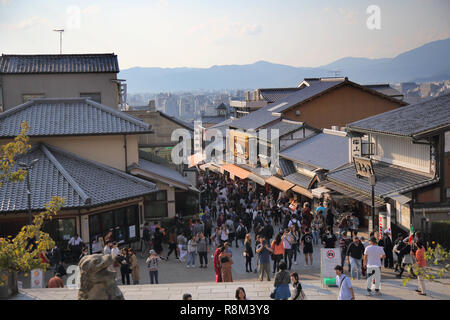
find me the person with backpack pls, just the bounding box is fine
[301,227,314,267]
[236,220,248,248]
[322,226,337,249]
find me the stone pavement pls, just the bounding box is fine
[11,277,450,300]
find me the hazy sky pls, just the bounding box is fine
[1,0,449,69]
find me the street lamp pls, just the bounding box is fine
[353,156,377,233]
[369,174,376,234]
[18,159,39,225]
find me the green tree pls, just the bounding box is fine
[402,243,450,287]
[0,122,65,285]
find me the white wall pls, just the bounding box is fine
[372,134,431,173]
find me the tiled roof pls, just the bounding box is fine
[0,144,157,213]
[0,54,119,74]
[0,98,152,137]
[280,132,349,170]
[262,119,305,140]
[129,158,192,189]
[158,111,194,131]
[284,172,314,189]
[326,161,438,199]
[229,80,343,130]
[364,84,403,99]
[279,158,296,176]
[259,88,302,103]
[348,92,450,138]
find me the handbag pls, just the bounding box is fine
[269,288,276,299]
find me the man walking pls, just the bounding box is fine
[335,265,355,300]
[363,237,386,296]
[256,236,272,281]
[301,227,314,267]
[346,237,365,280]
[382,230,394,268]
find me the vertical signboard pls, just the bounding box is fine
[31,269,43,289]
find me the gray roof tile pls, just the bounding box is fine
[280,132,350,170]
[131,158,192,188]
[284,172,314,189]
[229,80,343,130]
[0,54,119,74]
[326,161,437,198]
[259,88,302,103]
[0,98,152,137]
[348,92,450,137]
[0,144,156,213]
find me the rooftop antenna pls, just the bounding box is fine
[53,29,64,54]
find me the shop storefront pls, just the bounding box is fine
[88,204,140,252]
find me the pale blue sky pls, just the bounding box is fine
[0,0,449,69]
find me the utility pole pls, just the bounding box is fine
[18,159,39,225]
[53,29,64,54]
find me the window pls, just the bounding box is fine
[80,92,101,103]
[89,205,139,248]
[22,94,45,103]
[42,218,76,248]
[144,191,168,219]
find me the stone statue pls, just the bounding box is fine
[78,254,124,300]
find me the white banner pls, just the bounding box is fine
[320,248,341,280]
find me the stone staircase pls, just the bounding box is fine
[10,278,450,300]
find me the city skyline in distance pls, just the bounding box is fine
[0,0,449,69]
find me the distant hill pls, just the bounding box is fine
[120,38,450,93]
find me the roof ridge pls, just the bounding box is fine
[44,144,157,190]
[40,144,92,205]
[86,99,151,129]
[0,99,35,120]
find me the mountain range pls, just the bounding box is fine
[120,38,450,93]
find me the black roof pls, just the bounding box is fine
[0,54,119,74]
[348,92,450,138]
[326,161,437,199]
[0,144,156,213]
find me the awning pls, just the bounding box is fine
[265,176,294,192]
[311,187,330,198]
[388,193,412,205]
[199,164,209,171]
[248,173,266,186]
[292,185,313,198]
[221,164,251,179]
[188,186,200,193]
[323,181,385,208]
[188,153,204,168]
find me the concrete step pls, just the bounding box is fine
[11,278,450,300]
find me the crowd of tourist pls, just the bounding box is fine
[43,170,429,299]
